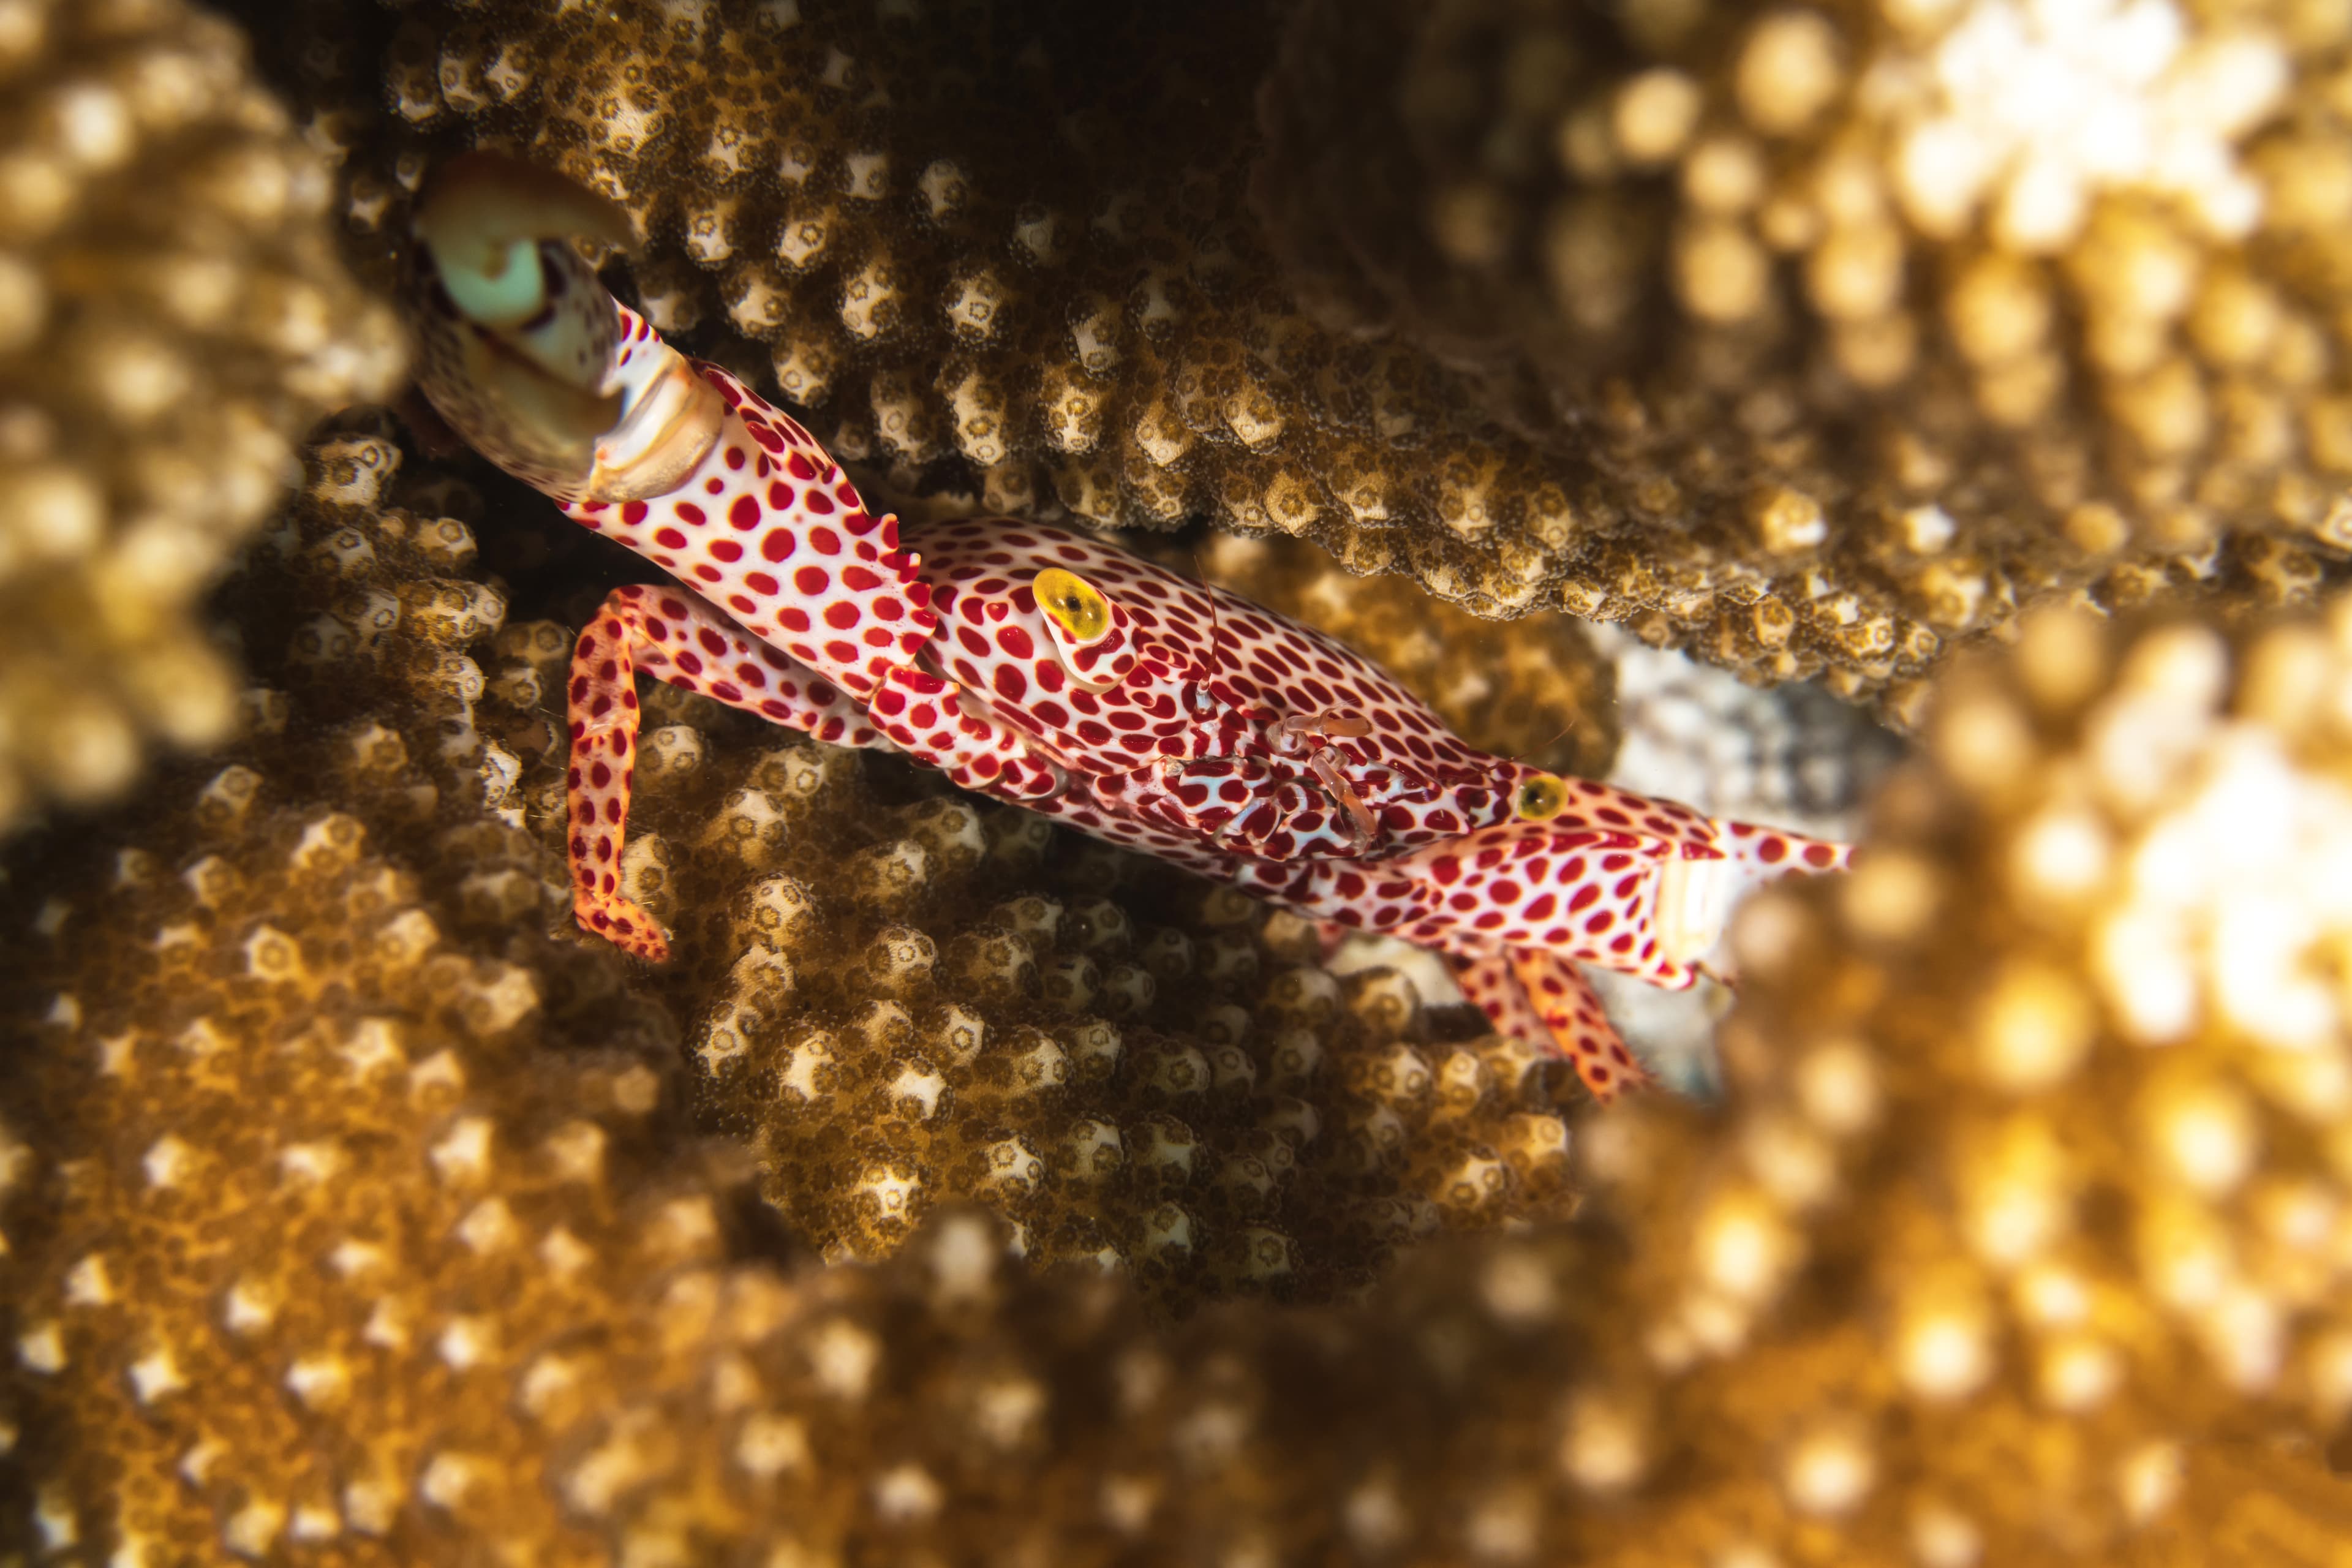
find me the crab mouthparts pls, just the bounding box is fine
[1652,853,1740,972]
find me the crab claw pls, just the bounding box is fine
[415,151,635,334]
[405,151,724,506]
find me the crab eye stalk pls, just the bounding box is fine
[1516,773,1568,821]
[1034,567,1112,644]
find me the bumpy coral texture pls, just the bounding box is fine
[366,434,1589,1291]
[0,0,402,833]
[267,0,2345,709]
[12,526,2352,1558]
[1256,0,2352,712]
[283,0,1408,576]
[0,428,1593,1555]
[1502,602,2352,1560]
[619,692,1583,1300]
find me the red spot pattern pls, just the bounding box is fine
[505,301,1858,1081]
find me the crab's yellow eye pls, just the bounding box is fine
[1515,773,1568,822]
[1034,567,1112,644]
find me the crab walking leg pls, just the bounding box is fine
[565,636,659,961]
[1507,948,1651,1102]
[1167,836,1653,1101]
[1177,815,1848,1101]
[1450,949,1648,1103]
[1446,951,1548,1048]
[565,584,889,959]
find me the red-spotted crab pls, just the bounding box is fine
[402,153,1853,1099]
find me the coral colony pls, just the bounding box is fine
[5,0,2352,1563]
[307,0,2342,709]
[401,149,1850,1098]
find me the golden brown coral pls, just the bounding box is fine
[0,437,725,1560]
[614,710,1582,1303]
[293,0,1596,626]
[266,0,2346,710]
[282,0,1362,557]
[1,395,1585,1420]
[347,438,1585,1300]
[1040,597,2352,1564]
[11,439,2352,1555]
[1255,0,2352,709]
[1512,600,2352,1560]
[0,0,402,834]
[0,417,1580,1554]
